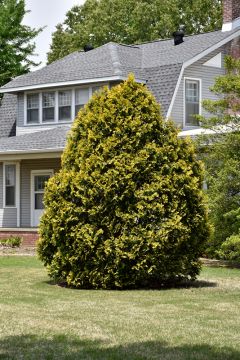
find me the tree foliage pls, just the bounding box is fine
[0,0,41,88]
[47,0,222,64]
[38,76,209,289]
[198,57,240,255]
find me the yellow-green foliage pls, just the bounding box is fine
[38,76,209,289]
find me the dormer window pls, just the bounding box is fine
[24,84,108,126]
[75,88,89,116]
[42,92,55,122]
[59,90,72,121]
[27,93,39,124]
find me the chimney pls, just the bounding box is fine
[222,0,240,31]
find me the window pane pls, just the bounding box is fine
[43,108,54,122]
[27,94,39,109]
[186,103,200,126]
[5,165,15,186]
[5,165,16,206]
[185,80,200,126]
[75,88,89,105]
[27,93,39,124]
[35,193,44,210]
[43,92,55,107]
[75,104,84,116]
[27,109,39,124]
[34,175,50,192]
[6,187,15,206]
[59,91,71,106]
[59,106,71,121]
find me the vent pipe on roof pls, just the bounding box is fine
[84,44,94,52]
[173,25,185,46]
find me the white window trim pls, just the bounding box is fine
[30,169,54,227]
[24,83,109,126]
[183,77,202,128]
[3,162,20,227]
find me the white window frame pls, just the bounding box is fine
[183,77,202,128]
[3,162,20,227]
[30,169,54,227]
[3,162,19,208]
[24,83,108,126]
[42,91,56,124]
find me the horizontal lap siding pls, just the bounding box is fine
[170,46,228,128]
[17,93,24,128]
[20,158,61,227]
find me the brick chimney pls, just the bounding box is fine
[222,0,240,31]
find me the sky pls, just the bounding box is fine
[23,0,85,68]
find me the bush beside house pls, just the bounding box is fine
[37,76,209,289]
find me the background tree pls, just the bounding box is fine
[47,0,222,64]
[38,76,209,289]
[198,56,240,256]
[0,0,41,88]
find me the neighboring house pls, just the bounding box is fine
[0,0,239,244]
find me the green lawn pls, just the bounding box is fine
[0,256,239,360]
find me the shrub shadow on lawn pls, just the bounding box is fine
[0,335,239,360]
[44,278,217,290]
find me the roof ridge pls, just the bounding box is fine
[108,43,122,76]
[135,29,224,46]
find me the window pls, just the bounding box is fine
[25,84,108,125]
[42,92,55,122]
[75,88,89,115]
[59,90,72,121]
[5,164,16,207]
[27,93,39,124]
[185,79,200,126]
[34,175,50,210]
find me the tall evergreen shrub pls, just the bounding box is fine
[38,76,209,289]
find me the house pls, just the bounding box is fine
[0,0,239,245]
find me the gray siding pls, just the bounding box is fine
[20,158,61,227]
[0,162,17,227]
[17,93,24,128]
[170,47,227,128]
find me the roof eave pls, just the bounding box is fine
[0,148,63,161]
[0,75,147,94]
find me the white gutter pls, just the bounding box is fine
[0,76,146,94]
[0,148,63,155]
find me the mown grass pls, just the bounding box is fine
[0,256,239,360]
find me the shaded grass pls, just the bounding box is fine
[0,256,240,360]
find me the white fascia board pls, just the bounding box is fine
[166,29,240,119]
[0,76,146,94]
[178,128,216,137]
[0,149,62,161]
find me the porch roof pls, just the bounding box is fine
[0,126,70,155]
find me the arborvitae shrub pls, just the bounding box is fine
[38,76,209,289]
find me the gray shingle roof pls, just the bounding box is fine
[0,126,70,154]
[0,94,17,138]
[2,28,239,93]
[138,29,240,67]
[1,28,239,118]
[1,43,144,91]
[0,27,239,148]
